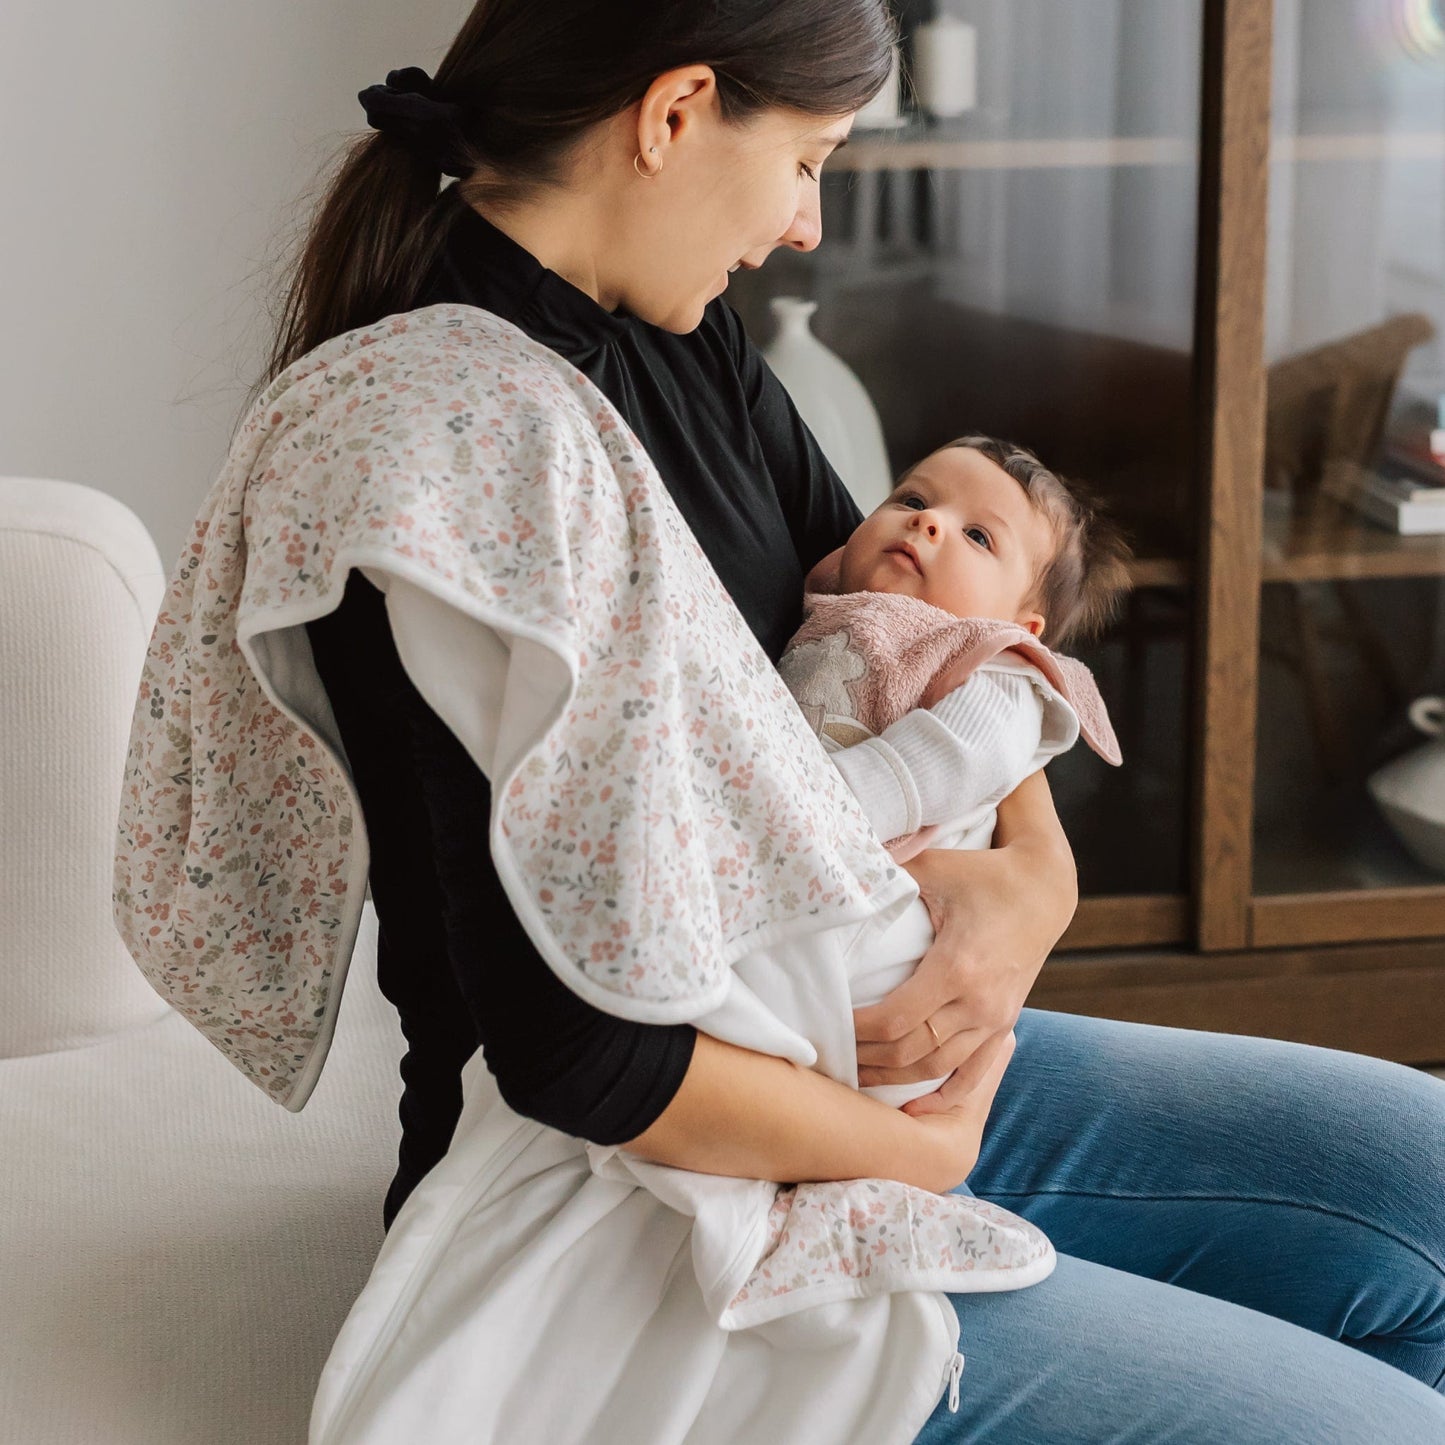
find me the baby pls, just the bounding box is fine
[778,433,1133,1105]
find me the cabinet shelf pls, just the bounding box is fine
[835,129,1442,174]
[1127,554,1192,589]
[1280,132,1445,163]
[834,131,1195,173]
[1261,492,1445,583]
[1122,491,1445,590]
[1253,887,1445,947]
[1091,493,1445,592]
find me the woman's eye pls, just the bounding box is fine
[965,526,992,549]
[799,163,818,182]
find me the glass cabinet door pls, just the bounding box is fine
[730,1,1207,950]
[1251,0,1445,946]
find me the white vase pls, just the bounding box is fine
[1367,695,1445,873]
[762,297,893,515]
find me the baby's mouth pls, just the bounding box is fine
[886,544,923,576]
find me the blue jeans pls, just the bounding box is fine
[912,1008,1445,1443]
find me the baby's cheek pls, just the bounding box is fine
[836,537,870,592]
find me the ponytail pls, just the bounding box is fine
[261,137,457,394]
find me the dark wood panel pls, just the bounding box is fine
[1034,936,1445,1063]
[1192,0,1273,950]
[1252,889,1445,947]
[1061,895,1190,951]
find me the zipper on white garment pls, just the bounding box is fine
[315,1116,543,1445]
[945,1351,966,1412]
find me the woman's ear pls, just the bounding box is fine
[804,546,846,594]
[636,65,716,155]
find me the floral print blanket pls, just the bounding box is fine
[112,302,1053,1327]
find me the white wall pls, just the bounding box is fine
[0,1,469,569]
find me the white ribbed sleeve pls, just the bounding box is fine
[828,663,1080,842]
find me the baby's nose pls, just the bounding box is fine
[912,515,939,538]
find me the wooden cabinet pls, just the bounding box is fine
[730,0,1445,1062]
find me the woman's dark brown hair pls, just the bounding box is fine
[260,0,895,394]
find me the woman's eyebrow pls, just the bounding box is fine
[818,132,850,152]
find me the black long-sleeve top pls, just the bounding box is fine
[304,188,861,1228]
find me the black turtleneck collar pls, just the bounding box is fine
[416,187,639,364]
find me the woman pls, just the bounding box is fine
[272,1,1445,1438]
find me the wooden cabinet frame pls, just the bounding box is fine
[1192,0,1270,953]
[1050,0,1445,1063]
[758,0,1445,1059]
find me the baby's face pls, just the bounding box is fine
[838,446,1053,632]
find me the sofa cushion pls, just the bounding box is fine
[1,903,404,1445]
[0,478,173,1055]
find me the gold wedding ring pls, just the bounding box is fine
[925,1018,942,1049]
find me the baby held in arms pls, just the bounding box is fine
[777,434,1133,1106]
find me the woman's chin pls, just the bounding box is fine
[647,297,711,334]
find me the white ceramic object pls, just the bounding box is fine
[1367,695,1445,873]
[762,296,893,514]
[855,46,907,129]
[913,14,978,119]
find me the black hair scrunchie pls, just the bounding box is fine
[358,66,474,178]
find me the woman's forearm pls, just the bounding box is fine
[993,769,1075,875]
[622,1031,932,1186]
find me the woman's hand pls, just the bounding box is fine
[853,770,1076,1116]
[908,1029,1017,1192]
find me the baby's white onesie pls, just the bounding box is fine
[829,654,1081,1107]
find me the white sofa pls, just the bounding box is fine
[1,478,405,1445]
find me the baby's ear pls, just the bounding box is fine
[804,546,846,594]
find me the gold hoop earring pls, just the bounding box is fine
[633,146,661,179]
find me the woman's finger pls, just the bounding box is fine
[855,995,975,1070]
[899,1028,1016,1116]
[857,1018,990,1085]
[852,933,977,1046]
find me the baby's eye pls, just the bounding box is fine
[799,163,819,182]
[898,494,925,510]
[965,525,992,550]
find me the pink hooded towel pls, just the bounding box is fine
[780,549,1121,859]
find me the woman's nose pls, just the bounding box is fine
[780,187,823,253]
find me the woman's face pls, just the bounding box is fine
[613,71,855,331]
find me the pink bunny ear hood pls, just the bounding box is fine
[791,587,1123,768]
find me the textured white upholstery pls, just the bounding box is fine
[1,479,405,1444]
[0,478,175,1054]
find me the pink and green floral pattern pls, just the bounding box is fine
[113,304,904,1105]
[724,1180,1055,1328]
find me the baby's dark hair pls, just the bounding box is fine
[909,434,1133,649]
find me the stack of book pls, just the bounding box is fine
[1329,438,1445,535]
